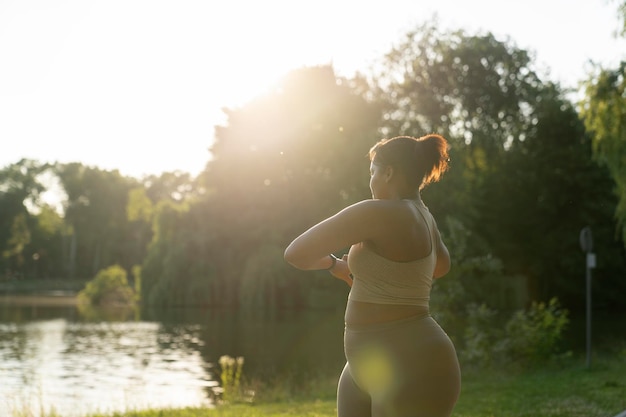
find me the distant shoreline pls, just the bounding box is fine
[0,293,78,307]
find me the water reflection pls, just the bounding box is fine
[0,318,215,416]
[0,301,346,417]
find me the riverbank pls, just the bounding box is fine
[0,293,78,307]
[27,352,624,417]
[0,278,83,307]
[0,278,86,294]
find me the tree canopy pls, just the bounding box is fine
[2,19,626,314]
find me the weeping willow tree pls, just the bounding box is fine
[141,65,380,310]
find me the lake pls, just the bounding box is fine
[0,295,347,417]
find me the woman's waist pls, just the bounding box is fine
[345,299,429,326]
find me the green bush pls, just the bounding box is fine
[502,297,570,365]
[77,264,136,307]
[460,303,506,367]
[430,217,527,345]
[461,298,570,368]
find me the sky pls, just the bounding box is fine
[1,0,624,179]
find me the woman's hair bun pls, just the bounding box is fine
[369,134,449,189]
[415,134,449,188]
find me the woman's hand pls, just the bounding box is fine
[330,254,352,287]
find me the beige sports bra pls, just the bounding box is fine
[347,201,437,307]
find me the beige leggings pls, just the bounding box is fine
[338,314,460,417]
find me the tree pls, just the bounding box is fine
[367,22,626,310]
[581,62,626,240]
[0,159,50,278]
[140,65,380,310]
[201,65,380,308]
[482,84,624,308]
[126,186,154,270]
[142,171,198,203]
[366,21,544,226]
[29,205,64,279]
[615,0,626,36]
[371,22,539,151]
[2,213,30,273]
[141,199,221,309]
[56,163,138,279]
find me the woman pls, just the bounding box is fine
[284,134,460,417]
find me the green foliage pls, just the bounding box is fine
[25,205,65,279]
[616,0,626,36]
[461,298,570,368]
[127,187,153,223]
[239,244,295,311]
[0,159,50,277]
[482,84,623,306]
[141,200,219,309]
[503,297,570,364]
[431,217,527,337]
[142,171,198,204]
[0,159,48,204]
[461,303,506,367]
[581,62,626,238]
[183,65,380,310]
[132,264,142,301]
[370,20,540,158]
[35,205,63,237]
[77,264,136,307]
[56,163,139,278]
[2,213,31,268]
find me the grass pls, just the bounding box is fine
[453,354,626,417]
[38,351,625,417]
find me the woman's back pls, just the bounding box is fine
[360,199,433,262]
[345,199,439,325]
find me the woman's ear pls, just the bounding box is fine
[384,165,394,182]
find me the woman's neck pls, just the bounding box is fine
[397,191,421,201]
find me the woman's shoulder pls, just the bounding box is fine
[344,199,407,213]
[349,198,411,208]
[340,199,414,225]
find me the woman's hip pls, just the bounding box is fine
[343,314,459,388]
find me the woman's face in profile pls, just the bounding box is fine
[369,161,390,199]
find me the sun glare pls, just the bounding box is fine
[0,0,623,178]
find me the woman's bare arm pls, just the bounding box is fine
[284,200,386,270]
[433,227,451,279]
